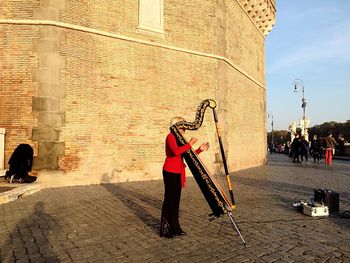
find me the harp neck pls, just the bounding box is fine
[173,99,217,131]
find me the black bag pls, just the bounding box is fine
[314,189,339,213]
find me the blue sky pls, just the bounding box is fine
[265,0,350,131]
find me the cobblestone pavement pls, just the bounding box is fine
[0,155,349,262]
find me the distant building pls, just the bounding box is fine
[0,0,276,186]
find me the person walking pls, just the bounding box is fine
[310,135,321,164]
[324,132,337,165]
[318,136,324,161]
[291,134,301,163]
[300,136,309,164]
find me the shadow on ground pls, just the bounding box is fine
[101,183,162,235]
[0,201,60,262]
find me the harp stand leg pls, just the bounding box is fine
[227,211,248,247]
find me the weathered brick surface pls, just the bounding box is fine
[0,0,40,19]
[0,23,39,164]
[0,155,349,262]
[1,0,271,185]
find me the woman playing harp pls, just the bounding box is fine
[160,116,210,238]
[159,100,247,246]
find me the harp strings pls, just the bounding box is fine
[193,150,233,209]
[173,99,232,209]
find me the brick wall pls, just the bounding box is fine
[0,0,272,185]
[0,22,39,167]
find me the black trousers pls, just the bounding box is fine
[161,170,182,234]
[293,150,300,163]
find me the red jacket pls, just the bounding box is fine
[163,133,202,187]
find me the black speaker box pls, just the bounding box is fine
[314,189,339,213]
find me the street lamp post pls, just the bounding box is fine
[293,78,308,140]
[268,112,274,153]
[269,112,274,144]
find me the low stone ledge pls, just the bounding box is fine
[0,182,46,205]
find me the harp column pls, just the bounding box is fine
[215,0,229,164]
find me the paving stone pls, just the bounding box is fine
[0,155,349,262]
[328,257,344,263]
[15,258,30,263]
[282,259,296,263]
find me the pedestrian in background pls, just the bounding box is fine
[300,136,309,164]
[291,134,301,163]
[318,136,324,161]
[310,135,321,164]
[324,132,337,165]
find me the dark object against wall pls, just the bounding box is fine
[6,144,36,183]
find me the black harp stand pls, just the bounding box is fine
[209,100,248,248]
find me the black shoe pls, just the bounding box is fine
[160,217,165,237]
[163,232,174,238]
[177,230,187,236]
[160,217,174,238]
[175,230,187,236]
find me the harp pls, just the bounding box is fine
[170,99,247,247]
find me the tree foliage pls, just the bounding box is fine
[308,120,350,141]
[267,120,350,144]
[267,130,289,145]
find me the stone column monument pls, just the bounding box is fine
[300,118,310,141]
[288,122,297,142]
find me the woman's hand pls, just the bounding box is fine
[200,142,210,151]
[189,138,198,146]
